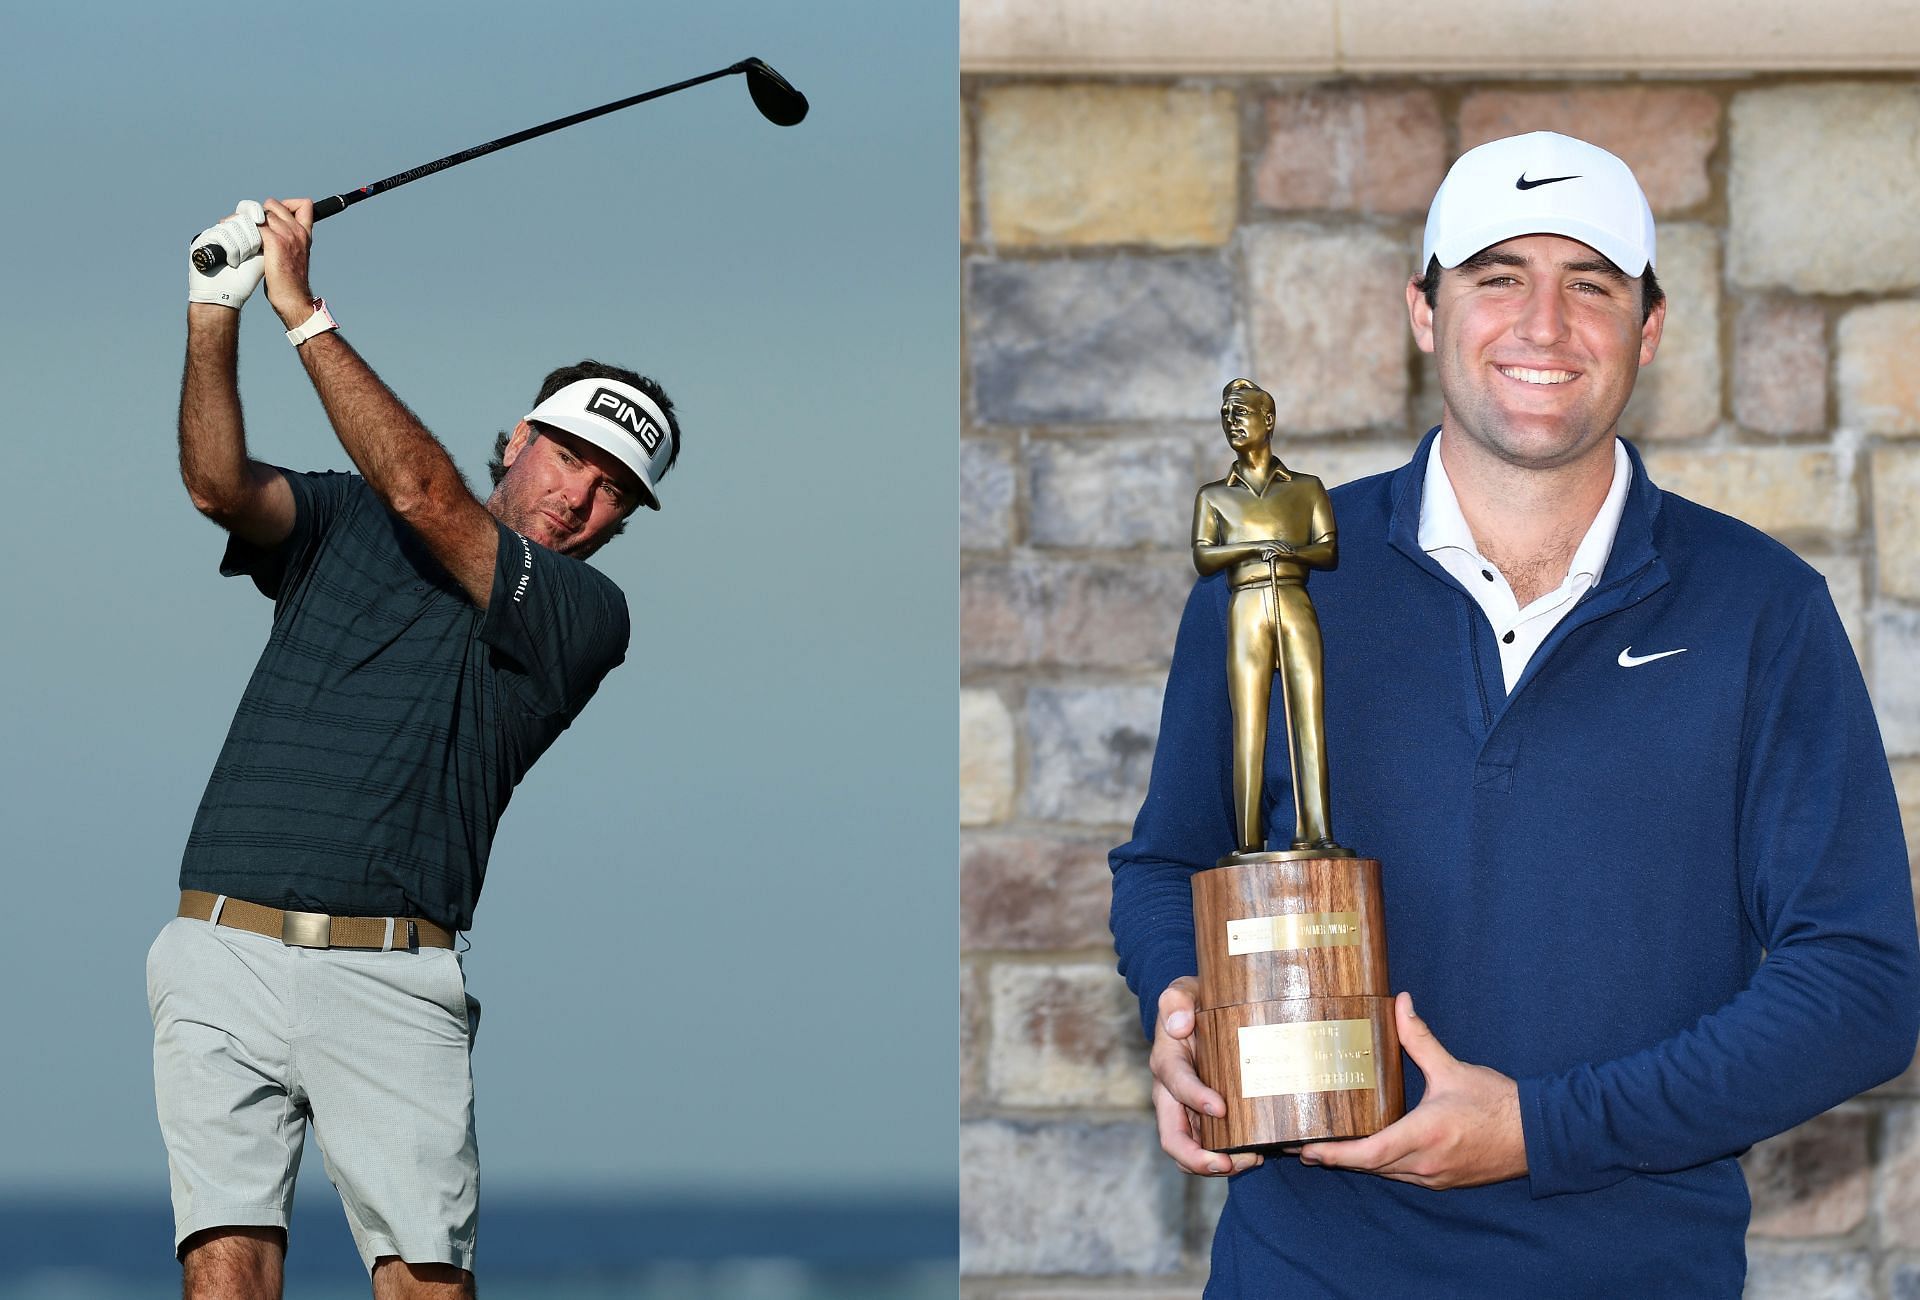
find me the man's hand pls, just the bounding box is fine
[1151,977,1265,1177]
[1300,992,1526,1189]
[259,197,319,326]
[1258,542,1296,560]
[187,201,266,309]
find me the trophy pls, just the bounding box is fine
[1186,379,1404,1151]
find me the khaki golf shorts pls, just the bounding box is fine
[147,913,481,1273]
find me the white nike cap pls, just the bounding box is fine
[1422,131,1656,276]
[524,378,674,510]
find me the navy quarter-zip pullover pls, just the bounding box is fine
[1110,431,1920,1297]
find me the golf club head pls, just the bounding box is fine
[741,57,808,126]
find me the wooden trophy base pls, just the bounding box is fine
[1189,996,1403,1151]
[1189,854,1404,1151]
[1194,855,1391,1006]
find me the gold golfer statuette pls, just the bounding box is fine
[1185,378,1402,1151]
[1192,378,1347,861]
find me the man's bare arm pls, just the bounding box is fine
[258,197,498,608]
[178,305,296,547]
[286,329,499,606]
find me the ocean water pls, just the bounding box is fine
[0,1198,956,1299]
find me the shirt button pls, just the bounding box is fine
[1481,569,1494,581]
[1502,631,1516,644]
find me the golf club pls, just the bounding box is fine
[191,56,807,273]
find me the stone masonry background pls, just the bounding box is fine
[959,76,1920,1298]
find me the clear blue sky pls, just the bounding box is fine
[0,0,956,1198]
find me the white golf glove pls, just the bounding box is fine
[187,200,267,308]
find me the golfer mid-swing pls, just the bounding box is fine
[153,199,681,1299]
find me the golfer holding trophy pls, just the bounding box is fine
[1112,133,1920,1294]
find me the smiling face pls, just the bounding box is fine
[487,422,644,558]
[1408,233,1665,473]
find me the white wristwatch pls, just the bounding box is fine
[286,298,339,346]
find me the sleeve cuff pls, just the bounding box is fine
[1518,1071,1634,1199]
[1133,954,1200,1044]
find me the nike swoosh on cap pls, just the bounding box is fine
[1516,173,1581,190]
[1618,646,1688,668]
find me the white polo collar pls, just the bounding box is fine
[1417,431,1631,587]
[1418,431,1633,694]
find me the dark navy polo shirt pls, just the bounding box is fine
[179,469,630,930]
[1110,434,1918,1296]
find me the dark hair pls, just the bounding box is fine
[486,361,682,535]
[1415,255,1664,324]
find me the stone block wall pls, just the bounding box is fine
[960,74,1920,1297]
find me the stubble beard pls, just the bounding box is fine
[1437,358,1625,475]
[487,476,597,558]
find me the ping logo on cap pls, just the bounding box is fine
[587,387,664,456]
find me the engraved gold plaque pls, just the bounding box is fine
[1225,910,1362,956]
[1236,1018,1378,1098]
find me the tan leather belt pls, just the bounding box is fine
[178,890,454,950]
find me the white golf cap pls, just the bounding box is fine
[1422,131,1656,276]
[524,378,674,510]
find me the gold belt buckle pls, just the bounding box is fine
[282,910,332,948]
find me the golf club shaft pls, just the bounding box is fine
[192,61,749,271]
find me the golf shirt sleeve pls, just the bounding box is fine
[1110,575,1237,1042]
[1519,584,1920,1198]
[479,522,630,717]
[218,468,357,601]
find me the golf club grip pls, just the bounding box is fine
[190,194,352,273]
